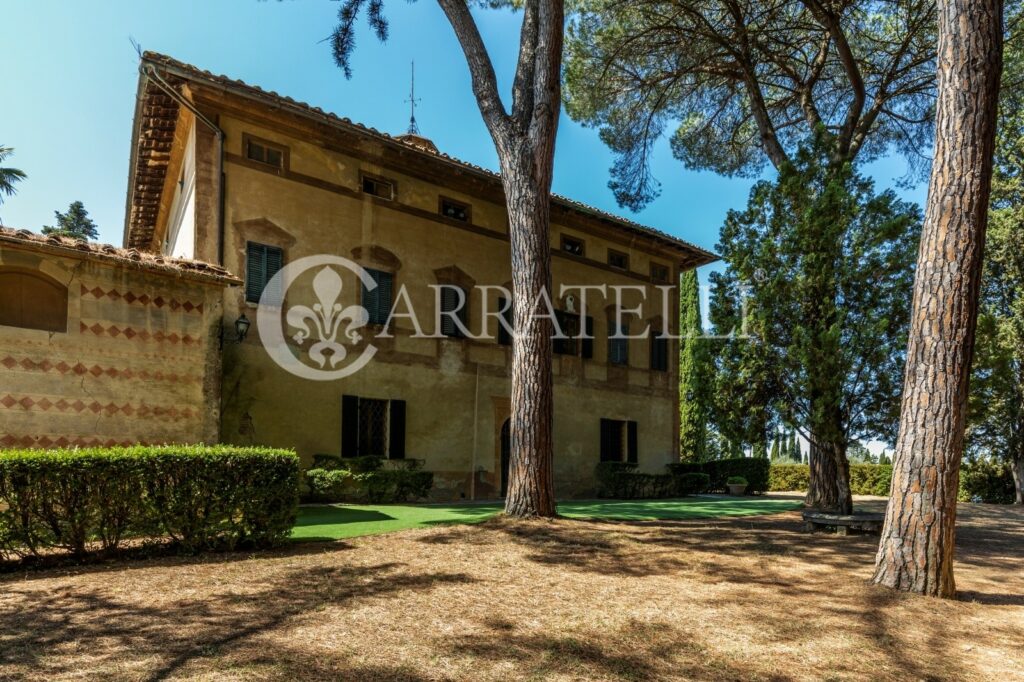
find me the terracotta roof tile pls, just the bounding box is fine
[0,227,240,285]
[130,52,717,265]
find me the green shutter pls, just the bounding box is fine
[582,316,594,359]
[245,243,284,304]
[341,395,360,456]
[498,297,512,345]
[388,399,406,459]
[627,421,638,463]
[245,243,264,303]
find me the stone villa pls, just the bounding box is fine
[0,53,715,499]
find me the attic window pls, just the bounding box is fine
[561,235,585,257]
[362,174,395,200]
[608,249,629,271]
[244,135,286,170]
[651,262,670,283]
[440,197,470,222]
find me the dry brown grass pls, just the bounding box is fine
[1,499,1022,681]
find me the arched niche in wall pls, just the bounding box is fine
[0,268,69,333]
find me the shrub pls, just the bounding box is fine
[726,475,748,486]
[311,453,344,470]
[959,461,1016,504]
[769,464,810,491]
[768,463,892,495]
[674,472,710,496]
[595,462,637,498]
[595,462,679,499]
[668,458,770,494]
[849,463,892,496]
[304,457,434,503]
[305,468,352,502]
[0,445,299,561]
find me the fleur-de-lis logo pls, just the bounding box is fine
[286,267,369,368]
[256,255,378,381]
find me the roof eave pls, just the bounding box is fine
[122,68,150,249]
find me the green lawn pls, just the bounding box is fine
[291,497,802,541]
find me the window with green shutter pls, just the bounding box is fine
[650,333,669,371]
[608,318,629,366]
[362,268,394,325]
[439,285,468,338]
[245,242,284,304]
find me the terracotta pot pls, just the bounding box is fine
[727,483,748,496]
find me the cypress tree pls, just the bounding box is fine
[679,269,710,460]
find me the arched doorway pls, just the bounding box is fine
[500,418,511,497]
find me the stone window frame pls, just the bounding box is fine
[607,248,630,271]
[361,172,397,201]
[242,133,289,173]
[438,196,472,224]
[561,234,586,257]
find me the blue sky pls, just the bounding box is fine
[2,0,926,272]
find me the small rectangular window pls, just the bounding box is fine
[608,249,629,270]
[440,197,470,222]
[362,174,395,200]
[651,262,670,283]
[245,242,284,304]
[650,333,669,371]
[608,318,629,366]
[362,269,394,325]
[244,135,286,170]
[561,235,585,257]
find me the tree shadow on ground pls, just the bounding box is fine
[0,559,476,681]
[446,616,796,682]
[0,535,357,583]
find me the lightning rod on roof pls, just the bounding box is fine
[405,61,421,136]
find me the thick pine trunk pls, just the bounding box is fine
[502,145,558,519]
[872,0,1002,597]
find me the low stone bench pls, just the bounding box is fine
[802,510,885,535]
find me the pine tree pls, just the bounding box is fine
[327,0,565,517]
[874,0,1002,597]
[769,437,780,461]
[42,201,98,241]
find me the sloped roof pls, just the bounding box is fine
[126,52,717,266]
[0,227,239,285]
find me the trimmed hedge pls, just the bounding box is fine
[675,472,711,496]
[769,463,892,495]
[0,445,299,561]
[594,462,709,499]
[304,456,433,503]
[768,461,1020,501]
[769,464,810,492]
[849,463,893,496]
[668,458,770,494]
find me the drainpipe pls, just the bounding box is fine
[142,64,226,265]
[470,362,480,500]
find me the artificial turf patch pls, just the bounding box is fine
[291,497,803,541]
